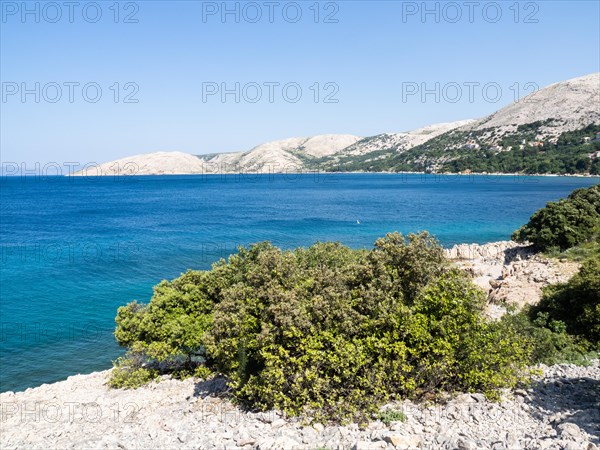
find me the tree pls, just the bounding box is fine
[512,184,600,251]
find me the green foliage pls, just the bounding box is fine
[110,270,216,387]
[310,123,600,175]
[107,356,159,389]
[114,270,214,364]
[376,410,407,425]
[499,312,593,365]
[545,239,600,263]
[532,259,600,348]
[512,184,600,251]
[112,232,533,422]
[171,364,213,381]
[202,232,531,422]
[506,187,600,362]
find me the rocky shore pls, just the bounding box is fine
[1,361,598,450]
[444,241,580,318]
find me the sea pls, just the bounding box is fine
[1,173,598,393]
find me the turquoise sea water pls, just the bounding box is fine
[1,174,598,393]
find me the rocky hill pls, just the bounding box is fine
[75,73,600,176]
[197,134,361,174]
[73,151,207,176]
[319,73,600,174]
[466,72,600,136]
[332,120,476,157]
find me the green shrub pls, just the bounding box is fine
[499,311,592,365]
[170,364,213,380]
[531,258,600,348]
[107,357,159,389]
[112,232,533,422]
[114,270,214,366]
[512,184,600,251]
[203,233,531,422]
[377,410,407,425]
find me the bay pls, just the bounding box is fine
[1,173,598,392]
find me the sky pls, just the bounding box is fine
[1,0,599,167]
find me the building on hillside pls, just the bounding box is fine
[462,140,480,150]
[528,141,544,148]
[588,151,600,159]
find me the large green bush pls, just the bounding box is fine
[512,184,600,251]
[112,232,532,422]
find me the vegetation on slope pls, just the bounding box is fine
[316,123,600,175]
[533,258,600,347]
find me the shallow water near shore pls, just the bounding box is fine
[1,174,598,392]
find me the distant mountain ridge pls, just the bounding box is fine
[197,135,361,174]
[75,73,600,176]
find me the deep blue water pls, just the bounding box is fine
[1,174,598,392]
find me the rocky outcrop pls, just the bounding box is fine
[444,241,580,317]
[465,72,600,135]
[444,240,526,262]
[1,362,598,449]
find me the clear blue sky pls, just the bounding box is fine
[1,0,599,166]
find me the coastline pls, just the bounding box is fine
[3,240,580,396]
[2,361,598,449]
[61,171,600,178]
[3,170,599,178]
[2,241,598,448]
